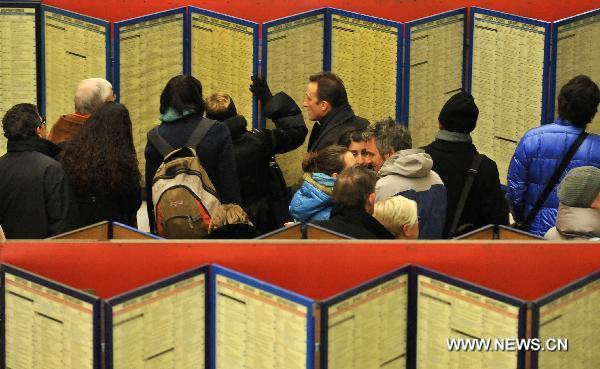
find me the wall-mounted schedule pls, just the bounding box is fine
[115,9,185,180]
[3,265,99,369]
[213,266,314,369]
[0,4,38,154]
[263,10,325,185]
[106,267,206,369]
[42,6,109,128]
[416,270,523,369]
[470,8,549,183]
[536,272,600,369]
[323,270,408,369]
[330,10,401,124]
[552,10,600,134]
[190,8,257,127]
[405,10,465,148]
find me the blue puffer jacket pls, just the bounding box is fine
[507,118,600,236]
[289,173,335,223]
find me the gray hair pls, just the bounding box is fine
[363,117,412,154]
[74,78,114,114]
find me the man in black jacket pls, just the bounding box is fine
[423,92,508,238]
[0,103,77,238]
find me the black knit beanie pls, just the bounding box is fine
[438,92,479,133]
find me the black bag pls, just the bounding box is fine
[268,156,288,198]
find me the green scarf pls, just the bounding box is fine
[436,129,472,143]
[160,108,195,122]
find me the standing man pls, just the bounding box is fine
[0,104,76,238]
[47,77,115,145]
[423,92,508,238]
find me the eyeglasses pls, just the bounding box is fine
[39,117,46,127]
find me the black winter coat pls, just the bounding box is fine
[314,205,395,239]
[74,189,141,228]
[423,139,509,238]
[0,137,77,238]
[307,105,369,152]
[223,92,307,234]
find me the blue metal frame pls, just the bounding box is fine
[1,263,102,369]
[40,5,110,116]
[104,265,209,369]
[403,8,467,125]
[111,222,163,239]
[530,268,600,368]
[113,7,186,102]
[320,265,410,369]
[327,8,404,123]
[413,265,527,369]
[188,7,259,128]
[261,8,328,129]
[469,7,551,125]
[210,264,315,369]
[548,9,600,124]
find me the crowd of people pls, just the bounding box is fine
[0,73,598,241]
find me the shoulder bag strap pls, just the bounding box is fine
[521,131,588,228]
[147,127,174,157]
[449,154,482,237]
[185,118,216,148]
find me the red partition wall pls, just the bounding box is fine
[42,0,598,23]
[1,241,600,301]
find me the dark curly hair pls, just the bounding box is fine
[60,102,141,196]
[558,75,600,128]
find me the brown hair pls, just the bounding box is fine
[302,145,348,175]
[205,92,237,121]
[208,204,252,233]
[308,72,349,108]
[332,166,378,209]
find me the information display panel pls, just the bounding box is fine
[0,2,39,154]
[405,9,466,148]
[189,7,258,127]
[212,265,315,369]
[263,9,326,185]
[329,9,402,124]
[115,8,186,179]
[41,6,109,129]
[415,267,525,369]
[105,265,207,369]
[1,264,100,369]
[550,9,600,134]
[532,270,600,369]
[469,8,550,183]
[321,267,409,369]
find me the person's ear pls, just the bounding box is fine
[36,125,46,139]
[383,150,395,160]
[438,120,443,129]
[331,172,338,179]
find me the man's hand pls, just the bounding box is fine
[250,76,273,103]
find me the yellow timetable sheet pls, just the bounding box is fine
[191,12,255,126]
[118,12,184,180]
[44,10,107,129]
[215,274,308,369]
[111,274,205,369]
[554,13,600,134]
[408,13,464,148]
[331,14,398,123]
[538,278,600,368]
[266,13,324,186]
[327,275,408,369]
[471,13,547,183]
[4,272,94,369]
[417,275,520,369]
[0,7,37,154]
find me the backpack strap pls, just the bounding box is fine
[147,127,174,157]
[520,131,588,228]
[185,118,216,148]
[449,153,482,238]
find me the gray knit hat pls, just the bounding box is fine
[558,166,600,207]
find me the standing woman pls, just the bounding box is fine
[60,102,141,227]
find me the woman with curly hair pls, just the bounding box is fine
[60,102,141,227]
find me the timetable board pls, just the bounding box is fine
[533,269,600,369]
[115,8,186,180]
[321,267,409,369]
[105,266,207,369]
[550,9,600,135]
[329,9,402,124]
[405,9,466,148]
[469,8,550,183]
[212,265,315,369]
[415,267,525,369]
[263,9,326,186]
[189,8,258,128]
[0,2,40,155]
[1,264,100,369]
[41,6,110,129]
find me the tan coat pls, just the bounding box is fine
[47,113,88,145]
